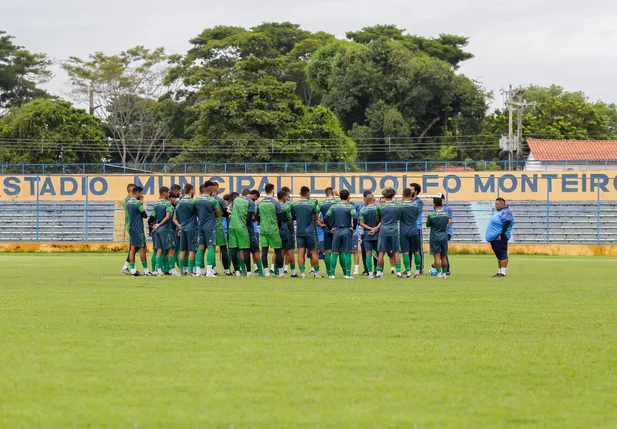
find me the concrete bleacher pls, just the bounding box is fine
[0,202,115,242]
[1,200,616,245]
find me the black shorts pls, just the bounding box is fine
[281,234,295,250]
[400,234,420,254]
[491,238,509,260]
[323,230,333,251]
[363,237,378,253]
[249,233,260,253]
[297,234,318,251]
[179,229,199,252]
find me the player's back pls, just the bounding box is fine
[257,197,282,235]
[378,202,401,235]
[360,204,379,229]
[230,197,250,231]
[320,198,338,228]
[328,202,354,233]
[196,196,219,231]
[292,199,319,236]
[280,201,293,238]
[176,198,198,230]
[427,210,450,242]
[399,201,420,236]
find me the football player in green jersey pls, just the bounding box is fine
[320,187,339,278]
[376,187,402,279]
[291,186,324,278]
[324,190,357,279]
[359,193,380,278]
[211,181,232,276]
[196,181,222,276]
[229,192,255,276]
[426,197,452,279]
[126,186,152,276]
[148,186,176,276]
[277,189,296,277]
[256,183,286,277]
[173,184,199,276]
[399,188,422,278]
[121,183,136,275]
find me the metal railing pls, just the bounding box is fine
[3,160,617,175]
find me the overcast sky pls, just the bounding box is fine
[5,0,617,110]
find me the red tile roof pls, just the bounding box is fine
[527,139,617,160]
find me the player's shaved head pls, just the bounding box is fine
[365,194,375,204]
[325,187,334,197]
[433,197,443,207]
[127,183,136,193]
[402,188,412,199]
[300,186,310,197]
[339,189,350,201]
[382,187,396,199]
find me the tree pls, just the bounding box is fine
[307,37,489,161]
[172,57,355,163]
[62,46,174,164]
[484,85,617,141]
[0,99,108,164]
[0,30,51,110]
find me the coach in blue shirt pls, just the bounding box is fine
[486,197,514,278]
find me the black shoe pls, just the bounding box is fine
[131,271,142,277]
[224,272,234,276]
[290,274,299,278]
[492,273,506,278]
[164,272,172,276]
[284,270,288,274]
[419,270,424,275]
[213,272,220,277]
[446,271,451,276]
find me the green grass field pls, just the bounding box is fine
[1,253,616,428]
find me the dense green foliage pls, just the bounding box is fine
[0,99,108,164]
[1,253,616,427]
[2,26,617,165]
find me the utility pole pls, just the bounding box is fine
[89,84,95,115]
[503,86,536,170]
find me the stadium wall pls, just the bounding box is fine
[1,242,616,256]
[3,171,617,201]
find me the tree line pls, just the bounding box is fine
[1,24,616,166]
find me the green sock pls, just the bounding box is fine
[129,262,135,270]
[256,261,264,275]
[141,260,148,271]
[339,253,346,272]
[188,259,195,274]
[395,263,402,274]
[343,253,351,276]
[151,253,156,271]
[324,253,331,274]
[207,246,216,266]
[179,258,184,271]
[331,254,339,276]
[175,253,180,268]
[366,256,373,273]
[313,265,320,273]
[437,267,442,274]
[403,254,411,273]
[196,249,204,269]
[290,263,295,270]
[184,254,189,266]
[155,256,162,271]
[376,266,383,273]
[239,261,247,275]
[414,254,421,272]
[299,265,305,274]
[167,256,175,271]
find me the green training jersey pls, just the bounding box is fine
[150,199,174,232]
[229,196,253,231]
[126,197,146,235]
[359,204,379,241]
[427,210,451,243]
[257,197,284,236]
[399,200,420,236]
[326,202,357,236]
[196,195,221,231]
[124,195,131,233]
[211,194,227,232]
[377,201,401,235]
[175,197,198,231]
[280,201,293,239]
[291,199,320,236]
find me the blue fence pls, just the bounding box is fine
[1,198,616,245]
[2,160,617,175]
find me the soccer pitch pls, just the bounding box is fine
[1,253,616,428]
